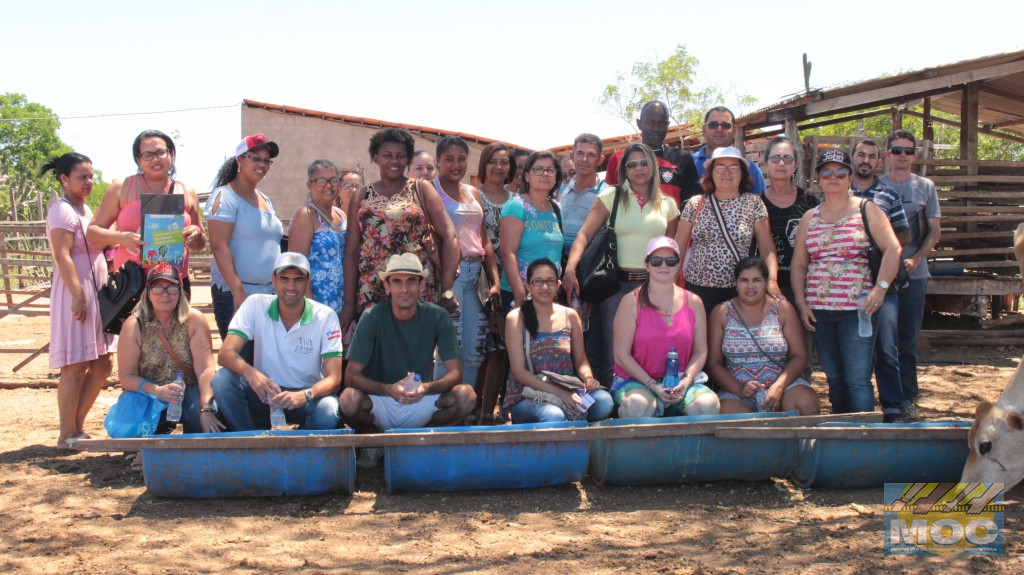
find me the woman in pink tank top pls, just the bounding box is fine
[88,130,206,292]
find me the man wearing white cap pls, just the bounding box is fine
[211,252,343,430]
[341,253,475,464]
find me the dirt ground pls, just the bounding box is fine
[1,290,1022,574]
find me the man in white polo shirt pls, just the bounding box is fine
[341,253,475,443]
[211,252,343,430]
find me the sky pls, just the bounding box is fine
[5,0,1023,189]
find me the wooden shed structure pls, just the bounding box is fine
[729,50,1024,344]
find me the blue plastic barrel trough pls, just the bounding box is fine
[142,429,355,498]
[384,421,589,493]
[790,420,972,488]
[589,412,801,485]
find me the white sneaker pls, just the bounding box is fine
[356,447,383,469]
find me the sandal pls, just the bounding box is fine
[125,453,144,472]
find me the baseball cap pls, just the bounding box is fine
[815,149,852,172]
[274,252,310,276]
[234,133,280,159]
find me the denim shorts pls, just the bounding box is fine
[717,378,813,412]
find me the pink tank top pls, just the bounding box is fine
[614,290,696,379]
[435,179,485,257]
[112,175,192,270]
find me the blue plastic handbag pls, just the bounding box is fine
[104,390,167,438]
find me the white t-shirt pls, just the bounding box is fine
[227,294,343,389]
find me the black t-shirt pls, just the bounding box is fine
[760,187,820,291]
[605,146,702,206]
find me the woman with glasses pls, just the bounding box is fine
[89,130,206,294]
[563,143,680,386]
[337,171,362,211]
[791,150,901,414]
[503,258,613,423]
[707,257,819,415]
[499,150,565,309]
[288,159,347,313]
[44,153,115,449]
[117,264,221,435]
[611,236,718,418]
[206,134,284,339]
[676,146,779,322]
[339,127,458,332]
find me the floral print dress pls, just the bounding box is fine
[356,179,437,308]
[306,202,346,313]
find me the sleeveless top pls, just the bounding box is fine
[356,178,437,308]
[613,290,696,380]
[434,179,485,257]
[480,189,510,274]
[503,308,573,408]
[804,206,873,311]
[112,174,193,271]
[137,320,198,388]
[305,202,346,313]
[721,301,787,386]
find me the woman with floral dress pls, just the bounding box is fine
[289,159,346,313]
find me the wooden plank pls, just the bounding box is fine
[715,426,968,440]
[919,159,1024,169]
[0,287,50,318]
[939,215,1024,223]
[940,191,1024,200]
[934,247,1013,257]
[930,260,1017,270]
[930,176,1024,185]
[981,314,1024,329]
[927,276,1023,295]
[938,231,1014,242]
[941,206,1024,215]
[74,413,882,452]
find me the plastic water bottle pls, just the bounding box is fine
[165,372,185,422]
[663,348,680,389]
[858,290,873,338]
[404,373,422,393]
[270,405,287,428]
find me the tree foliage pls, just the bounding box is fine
[0,93,106,221]
[600,44,757,134]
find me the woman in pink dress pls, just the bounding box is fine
[44,153,117,449]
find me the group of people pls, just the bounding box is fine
[45,100,940,452]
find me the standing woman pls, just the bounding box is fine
[44,153,116,449]
[431,136,501,390]
[676,146,780,320]
[563,143,680,386]
[499,151,564,309]
[206,134,284,339]
[89,130,206,293]
[288,159,347,313]
[791,150,901,414]
[475,142,515,423]
[339,127,458,332]
[503,258,613,423]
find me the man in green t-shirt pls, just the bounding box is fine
[341,254,476,446]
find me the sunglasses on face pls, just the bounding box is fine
[705,121,733,131]
[150,285,180,296]
[625,159,650,170]
[647,256,680,267]
[768,155,795,165]
[888,146,915,156]
[819,168,849,178]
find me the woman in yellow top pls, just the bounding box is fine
[563,143,680,387]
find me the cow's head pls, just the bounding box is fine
[961,400,1024,489]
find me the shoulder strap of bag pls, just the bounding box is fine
[608,185,623,228]
[859,199,877,246]
[727,300,786,371]
[61,198,99,295]
[153,324,198,381]
[708,194,743,262]
[414,179,433,229]
[522,325,534,374]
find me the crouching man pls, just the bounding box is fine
[212,252,343,430]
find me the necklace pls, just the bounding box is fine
[140,175,171,196]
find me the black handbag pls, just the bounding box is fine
[96,260,146,335]
[860,200,909,295]
[576,186,623,303]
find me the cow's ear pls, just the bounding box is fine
[1007,411,1024,431]
[975,401,994,419]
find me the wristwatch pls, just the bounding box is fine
[442,289,455,300]
[303,390,314,403]
[878,280,890,290]
[200,402,217,414]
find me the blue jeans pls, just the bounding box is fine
[210,368,341,430]
[438,261,485,386]
[211,284,255,363]
[873,293,903,413]
[510,389,614,423]
[156,386,203,434]
[898,278,928,403]
[813,309,876,413]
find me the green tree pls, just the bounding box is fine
[600,44,757,133]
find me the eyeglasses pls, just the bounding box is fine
[241,154,273,166]
[341,183,359,190]
[647,256,680,267]
[311,177,342,187]
[705,121,733,131]
[819,168,849,178]
[530,166,557,176]
[768,155,795,165]
[713,164,742,174]
[888,146,915,156]
[625,159,650,170]
[529,278,558,287]
[150,285,181,296]
[139,149,170,162]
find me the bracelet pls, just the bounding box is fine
[645,379,658,390]
[200,408,215,413]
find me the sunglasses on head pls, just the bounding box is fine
[647,256,680,267]
[888,146,915,156]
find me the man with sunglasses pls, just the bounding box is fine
[850,139,912,422]
[878,130,941,422]
[694,107,766,194]
[604,101,701,205]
